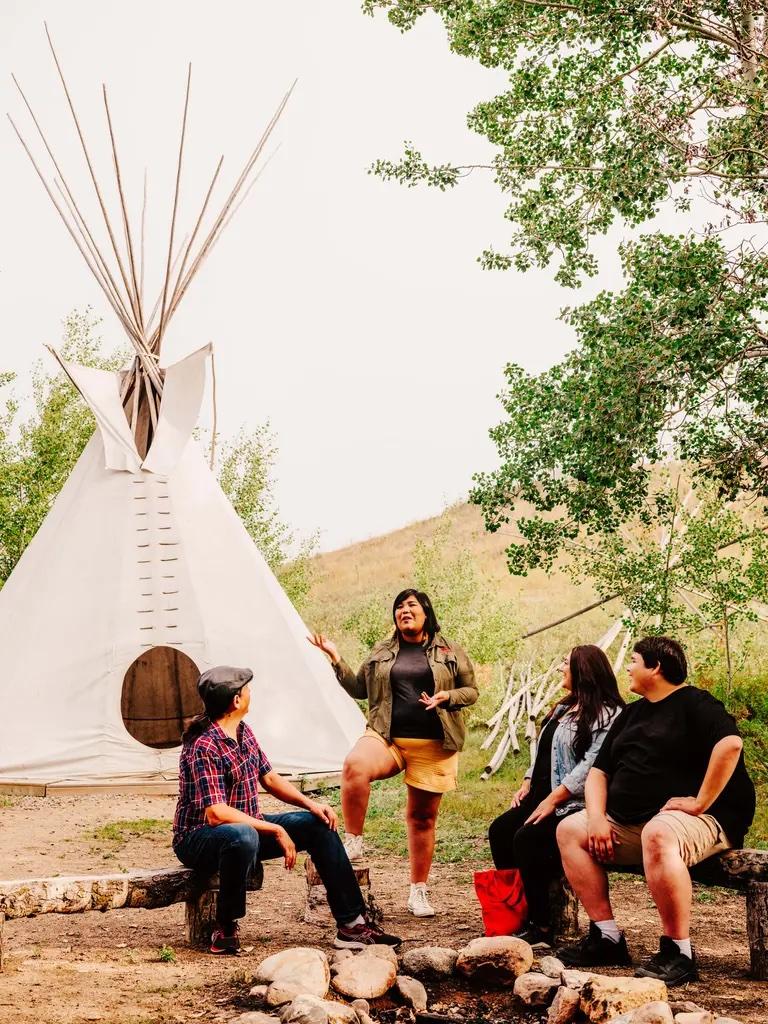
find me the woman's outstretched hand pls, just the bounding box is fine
[510,778,531,808]
[419,690,450,711]
[524,792,558,825]
[308,633,341,666]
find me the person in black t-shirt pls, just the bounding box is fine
[556,636,755,986]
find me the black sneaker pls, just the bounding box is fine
[558,921,632,967]
[210,920,240,954]
[635,936,698,986]
[512,922,553,946]
[334,919,401,949]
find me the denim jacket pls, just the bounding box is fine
[526,704,622,817]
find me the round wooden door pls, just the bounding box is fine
[121,646,202,749]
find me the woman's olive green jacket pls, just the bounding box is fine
[334,632,478,752]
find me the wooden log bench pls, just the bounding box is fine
[0,862,264,968]
[552,848,768,980]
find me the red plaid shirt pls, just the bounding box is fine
[173,720,272,844]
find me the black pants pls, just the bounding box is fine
[174,812,366,926]
[488,794,576,928]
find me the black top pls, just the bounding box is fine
[390,639,444,740]
[593,686,756,846]
[529,706,565,801]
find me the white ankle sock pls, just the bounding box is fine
[348,914,366,926]
[671,937,692,958]
[595,919,621,943]
[410,882,427,893]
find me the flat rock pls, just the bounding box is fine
[395,975,428,1011]
[581,976,668,1024]
[455,936,534,986]
[350,999,370,1017]
[234,1014,281,1024]
[256,948,331,999]
[513,972,560,1006]
[632,1002,675,1024]
[268,983,307,1008]
[547,985,580,1024]
[539,955,566,979]
[280,995,329,1024]
[280,995,357,1024]
[561,969,597,991]
[670,1005,706,1016]
[332,954,397,999]
[249,985,270,1004]
[674,1014,714,1024]
[400,946,458,978]
[355,944,399,967]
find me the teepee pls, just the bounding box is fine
[0,30,365,790]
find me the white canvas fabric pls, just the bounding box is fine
[0,355,365,786]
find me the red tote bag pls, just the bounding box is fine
[473,868,528,937]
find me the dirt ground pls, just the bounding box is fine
[0,793,764,1024]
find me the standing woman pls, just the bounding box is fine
[310,589,477,917]
[487,645,625,944]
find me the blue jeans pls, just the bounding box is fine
[174,811,365,926]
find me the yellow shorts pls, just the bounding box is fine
[568,808,732,868]
[366,728,458,793]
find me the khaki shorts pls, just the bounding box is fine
[366,728,458,793]
[569,808,732,868]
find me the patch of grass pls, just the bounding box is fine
[90,818,171,845]
[157,945,177,963]
[0,795,17,808]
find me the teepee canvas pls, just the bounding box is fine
[0,33,365,788]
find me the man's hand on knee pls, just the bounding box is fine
[660,796,703,816]
[587,813,621,863]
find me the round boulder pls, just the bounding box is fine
[455,936,534,987]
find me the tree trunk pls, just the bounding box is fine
[550,876,580,942]
[746,880,768,980]
[185,890,217,946]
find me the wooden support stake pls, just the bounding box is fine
[550,876,580,943]
[746,880,768,980]
[185,890,217,947]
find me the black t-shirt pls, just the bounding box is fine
[390,640,444,741]
[593,686,756,845]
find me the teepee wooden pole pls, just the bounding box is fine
[8,115,143,350]
[152,81,296,345]
[149,155,224,352]
[44,24,144,340]
[156,63,192,354]
[11,75,143,344]
[139,170,148,310]
[102,84,144,332]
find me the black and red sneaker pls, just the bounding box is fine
[210,920,240,955]
[334,919,401,950]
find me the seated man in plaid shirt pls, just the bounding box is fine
[173,666,400,954]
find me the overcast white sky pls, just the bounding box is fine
[1,1,649,551]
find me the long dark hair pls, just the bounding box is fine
[391,589,441,643]
[181,686,243,745]
[560,645,625,760]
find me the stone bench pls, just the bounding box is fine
[552,848,768,980]
[0,863,264,968]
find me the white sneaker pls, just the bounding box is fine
[407,885,435,918]
[343,833,364,864]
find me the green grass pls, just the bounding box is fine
[0,795,17,808]
[91,818,171,844]
[157,945,176,964]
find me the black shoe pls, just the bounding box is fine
[334,919,401,949]
[635,936,698,986]
[210,920,240,954]
[558,921,632,967]
[512,922,553,946]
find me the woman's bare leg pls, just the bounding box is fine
[341,735,400,835]
[405,786,443,883]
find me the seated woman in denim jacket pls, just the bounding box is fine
[488,645,625,944]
